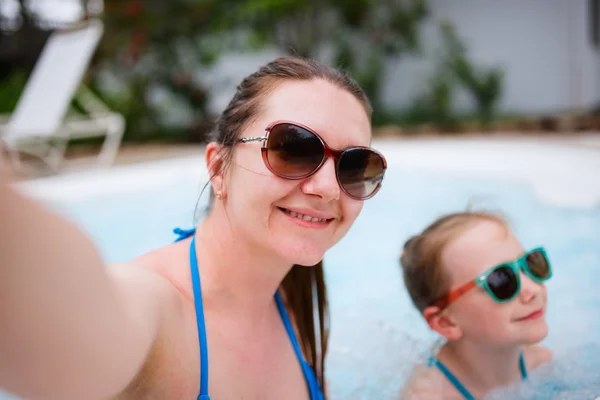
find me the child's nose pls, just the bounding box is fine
[518,271,543,303]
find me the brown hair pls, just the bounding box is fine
[400,211,507,313]
[207,56,372,392]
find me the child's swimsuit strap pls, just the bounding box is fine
[428,356,474,400]
[429,351,528,400]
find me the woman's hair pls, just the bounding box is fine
[400,211,508,313]
[206,56,372,391]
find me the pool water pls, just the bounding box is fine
[4,162,600,400]
[322,170,600,399]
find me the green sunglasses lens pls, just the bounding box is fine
[487,265,518,301]
[525,250,551,280]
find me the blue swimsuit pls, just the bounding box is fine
[174,228,325,400]
[429,352,528,400]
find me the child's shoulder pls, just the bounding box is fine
[524,344,553,371]
[400,364,443,400]
[400,363,461,400]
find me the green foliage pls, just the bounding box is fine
[407,71,457,130]
[0,70,28,114]
[405,20,505,129]
[330,0,428,109]
[439,21,504,124]
[94,0,429,141]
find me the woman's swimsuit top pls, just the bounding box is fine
[174,228,325,400]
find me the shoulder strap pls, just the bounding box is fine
[430,352,527,399]
[274,292,304,365]
[274,292,325,400]
[519,351,528,380]
[174,227,196,242]
[178,229,211,400]
[429,357,475,400]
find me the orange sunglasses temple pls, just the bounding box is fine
[431,280,477,311]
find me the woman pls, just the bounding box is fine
[400,211,553,400]
[0,57,387,400]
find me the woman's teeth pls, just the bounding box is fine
[282,208,327,222]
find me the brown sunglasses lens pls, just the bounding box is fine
[265,123,386,199]
[526,251,551,280]
[266,123,324,178]
[337,148,385,199]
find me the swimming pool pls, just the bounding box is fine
[7,139,600,399]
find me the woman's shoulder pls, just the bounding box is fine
[524,344,553,371]
[105,260,182,304]
[105,241,195,351]
[125,239,195,299]
[105,259,189,347]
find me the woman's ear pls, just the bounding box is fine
[423,306,463,341]
[205,142,226,198]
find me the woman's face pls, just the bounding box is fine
[218,79,372,266]
[441,220,549,346]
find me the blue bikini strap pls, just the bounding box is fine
[275,292,324,399]
[176,228,324,400]
[189,236,210,400]
[275,292,305,367]
[429,356,475,400]
[174,227,196,242]
[519,351,528,379]
[429,351,528,400]
[175,228,210,400]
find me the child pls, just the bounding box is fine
[400,211,553,400]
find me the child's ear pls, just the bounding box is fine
[423,306,463,341]
[205,142,226,198]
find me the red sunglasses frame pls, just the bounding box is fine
[432,281,477,310]
[430,247,551,312]
[237,120,387,200]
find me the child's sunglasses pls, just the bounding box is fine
[432,247,552,310]
[235,121,387,200]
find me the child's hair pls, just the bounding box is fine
[400,211,508,313]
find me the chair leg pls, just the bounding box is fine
[8,148,24,173]
[6,148,44,178]
[97,114,125,166]
[46,138,69,171]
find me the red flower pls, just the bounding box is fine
[125,1,143,17]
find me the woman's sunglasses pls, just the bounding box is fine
[235,121,387,200]
[432,247,552,310]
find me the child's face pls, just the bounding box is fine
[441,220,549,346]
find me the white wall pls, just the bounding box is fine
[204,1,600,116]
[381,0,600,114]
[563,0,600,110]
[594,0,600,108]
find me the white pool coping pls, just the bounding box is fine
[15,138,600,210]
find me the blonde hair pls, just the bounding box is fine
[400,211,508,312]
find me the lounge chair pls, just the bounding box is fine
[1,19,125,173]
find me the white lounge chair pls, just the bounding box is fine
[1,19,125,173]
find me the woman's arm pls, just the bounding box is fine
[0,171,176,400]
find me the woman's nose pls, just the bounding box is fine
[301,157,340,201]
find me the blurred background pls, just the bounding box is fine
[1,0,599,148]
[1,1,600,399]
